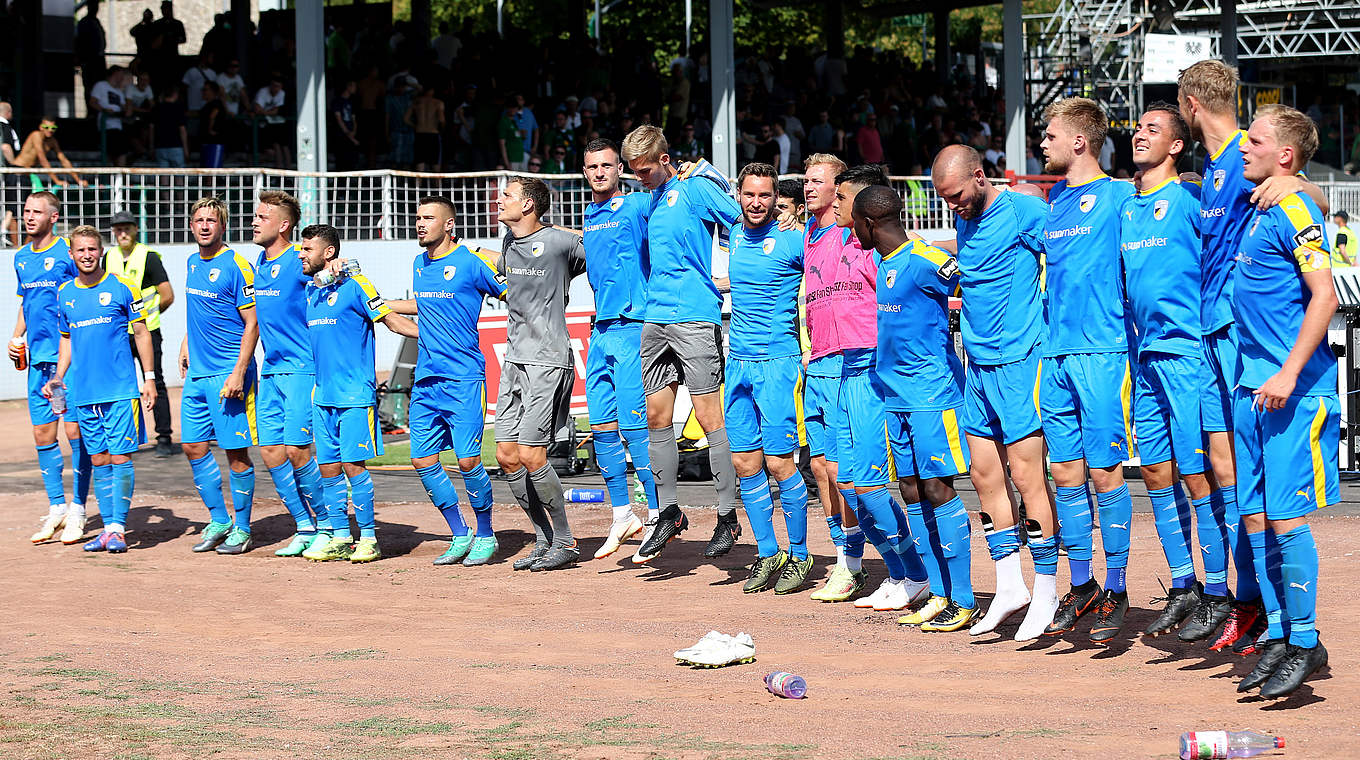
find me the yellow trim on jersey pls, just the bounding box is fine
[29,235,67,254]
[1310,399,1328,511]
[262,242,297,263]
[1210,130,1247,161]
[1119,360,1133,444]
[882,241,910,262]
[1278,195,1330,273]
[943,408,966,473]
[1137,177,1179,196]
[1064,173,1110,188]
[199,245,232,261]
[72,272,110,289]
[909,239,954,269]
[245,382,259,445]
[352,274,392,321]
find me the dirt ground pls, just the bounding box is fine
[2,396,1358,760]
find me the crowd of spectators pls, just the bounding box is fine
[49,4,1360,179]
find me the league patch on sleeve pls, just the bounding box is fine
[1293,223,1324,249]
[367,295,386,312]
[241,284,255,299]
[936,257,960,280]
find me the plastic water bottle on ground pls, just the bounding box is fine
[1179,730,1284,759]
[564,488,605,503]
[764,672,807,699]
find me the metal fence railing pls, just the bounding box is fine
[4,167,1358,247]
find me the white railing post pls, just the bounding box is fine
[382,171,394,240]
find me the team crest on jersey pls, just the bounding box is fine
[1213,169,1225,191]
[270,263,281,278]
[98,291,111,306]
[609,197,624,212]
[531,242,545,258]
[885,269,898,289]
[665,190,679,207]
[326,292,338,306]
[762,237,776,254]
[208,268,221,283]
[1153,199,1169,221]
[443,265,456,280]
[1078,194,1096,213]
[43,257,55,271]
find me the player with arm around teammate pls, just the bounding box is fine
[384,196,506,567]
[44,226,157,553]
[297,224,418,563]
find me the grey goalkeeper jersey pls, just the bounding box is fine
[500,224,587,369]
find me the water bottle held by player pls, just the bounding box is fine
[1179,730,1284,759]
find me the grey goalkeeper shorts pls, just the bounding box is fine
[494,361,573,447]
[640,321,725,397]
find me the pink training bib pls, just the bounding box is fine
[803,224,879,361]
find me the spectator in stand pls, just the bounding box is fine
[331,80,361,171]
[808,110,834,154]
[771,118,791,173]
[326,22,351,79]
[216,60,249,117]
[562,95,582,129]
[543,145,569,174]
[0,102,20,244]
[666,62,691,132]
[407,84,445,172]
[182,53,216,113]
[498,101,526,170]
[983,134,1004,168]
[752,122,780,167]
[511,92,539,159]
[672,123,701,163]
[526,155,544,173]
[131,9,158,61]
[201,14,235,71]
[254,74,291,168]
[855,113,884,164]
[781,103,804,168]
[386,75,416,168]
[155,1,187,79]
[75,0,107,98]
[89,66,130,166]
[432,22,461,69]
[13,118,88,188]
[356,65,386,169]
[544,110,575,165]
[198,81,228,167]
[125,70,156,160]
[150,86,189,167]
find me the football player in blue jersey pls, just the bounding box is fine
[621,125,744,562]
[852,185,977,633]
[384,197,505,567]
[12,191,92,545]
[250,190,328,558]
[722,162,811,595]
[297,224,419,563]
[45,226,156,553]
[1230,105,1336,698]
[1120,103,1228,641]
[178,196,260,555]
[1036,98,1136,642]
[931,144,1059,641]
[580,139,660,562]
[1177,60,1331,652]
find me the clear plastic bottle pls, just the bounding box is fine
[1179,730,1285,759]
[764,671,807,699]
[48,382,66,416]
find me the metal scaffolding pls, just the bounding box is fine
[1167,0,1360,59]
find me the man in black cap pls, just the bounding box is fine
[105,210,176,455]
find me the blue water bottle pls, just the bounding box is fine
[564,488,606,503]
[764,672,807,699]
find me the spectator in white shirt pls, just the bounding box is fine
[254,75,291,168]
[216,59,249,116]
[182,53,217,112]
[89,65,129,165]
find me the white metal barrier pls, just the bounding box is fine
[1,168,996,246]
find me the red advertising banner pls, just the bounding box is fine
[478,310,594,421]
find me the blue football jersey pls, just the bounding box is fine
[14,237,77,364]
[254,244,313,375]
[184,247,255,380]
[642,169,741,324]
[57,273,147,406]
[1042,175,1134,356]
[954,190,1047,365]
[875,240,964,412]
[1199,130,1255,335]
[583,192,649,322]
[1120,178,1203,359]
[726,220,804,359]
[1232,193,1337,396]
[307,273,391,407]
[411,242,506,383]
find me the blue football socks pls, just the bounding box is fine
[189,454,229,524]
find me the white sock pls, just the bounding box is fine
[611,505,633,523]
[845,554,863,572]
[970,552,1031,636]
[1014,572,1061,642]
[647,507,660,521]
[835,545,846,566]
[49,502,66,517]
[106,522,125,533]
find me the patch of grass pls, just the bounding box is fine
[38,666,119,681]
[468,704,532,718]
[331,716,457,737]
[323,647,385,660]
[34,653,70,662]
[486,720,524,736]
